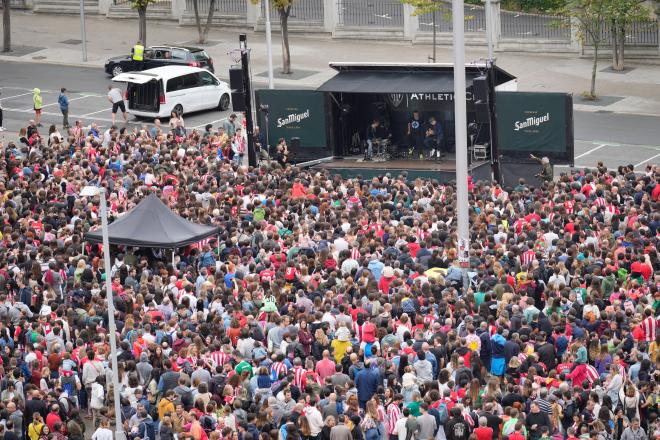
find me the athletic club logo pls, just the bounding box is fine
[388,93,404,108]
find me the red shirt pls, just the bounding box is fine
[474,427,493,440]
[508,433,525,440]
[46,412,62,432]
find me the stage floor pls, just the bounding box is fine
[311,155,492,181]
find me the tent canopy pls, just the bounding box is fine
[316,62,516,94]
[84,194,219,249]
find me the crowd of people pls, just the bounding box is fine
[0,115,658,440]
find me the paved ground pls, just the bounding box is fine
[1,12,659,116]
[1,61,658,172]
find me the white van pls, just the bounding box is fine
[112,66,231,118]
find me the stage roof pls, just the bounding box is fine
[316,62,516,94]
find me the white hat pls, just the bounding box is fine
[336,327,350,342]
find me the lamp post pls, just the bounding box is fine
[452,0,470,294]
[264,0,274,89]
[80,0,87,62]
[80,186,124,440]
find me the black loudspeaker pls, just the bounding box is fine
[291,137,301,149]
[473,75,488,103]
[229,68,244,91]
[475,102,490,123]
[231,92,246,112]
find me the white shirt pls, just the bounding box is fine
[108,88,123,104]
[91,427,114,440]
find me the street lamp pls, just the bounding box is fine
[264,0,274,89]
[80,185,125,440]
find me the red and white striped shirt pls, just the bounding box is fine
[350,248,361,260]
[386,402,402,434]
[642,316,657,342]
[270,361,288,379]
[292,366,307,389]
[191,238,212,251]
[606,204,620,215]
[564,200,575,214]
[354,322,366,343]
[207,351,229,368]
[594,197,606,207]
[585,364,599,384]
[521,250,536,266]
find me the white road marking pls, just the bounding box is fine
[574,143,607,160]
[635,152,660,168]
[38,95,96,109]
[192,117,228,130]
[81,108,113,117]
[0,92,36,101]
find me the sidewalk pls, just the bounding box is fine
[2,11,660,116]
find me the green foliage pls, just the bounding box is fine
[401,0,448,15]
[250,0,294,9]
[503,0,566,12]
[129,0,159,9]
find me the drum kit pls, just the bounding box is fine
[364,138,419,162]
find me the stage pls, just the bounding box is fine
[309,155,493,181]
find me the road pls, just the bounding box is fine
[0,61,658,170]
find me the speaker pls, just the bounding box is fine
[229,68,244,91]
[473,75,489,103]
[475,102,490,124]
[291,137,301,150]
[231,92,246,112]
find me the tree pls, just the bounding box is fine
[129,0,158,46]
[254,0,294,74]
[402,0,447,62]
[191,0,217,44]
[606,0,648,71]
[2,0,10,53]
[558,0,608,98]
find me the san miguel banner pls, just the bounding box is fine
[256,89,328,149]
[496,91,574,165]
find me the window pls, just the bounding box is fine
[182,73,201,89]
[171,49,187,60]
[166,76,183,92]
[199,71,216,86]
[191,50,209,61]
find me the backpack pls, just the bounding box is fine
[253,207,266,222]
[138,419,156,440]
[0,304,10,322]
[200,414,216,433]
[437,402,449,425]
[336,399,344,415]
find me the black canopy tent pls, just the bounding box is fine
[84,194,220,252]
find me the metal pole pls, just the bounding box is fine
[240,34,257,168]
[452,0,470,294]
[80,0,87,62]
[432,8,437,62]
[485,0,493,61]
[264,0,275,89]
[99,189,125,440]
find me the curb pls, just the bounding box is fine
[0,56,105,70]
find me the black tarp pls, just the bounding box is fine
[316,62,516,94]
[317,71,459,94]
[84,194,219,249]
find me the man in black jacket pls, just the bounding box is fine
[24,390,47,432]
[525,402,551,440]
[445,407,471,440]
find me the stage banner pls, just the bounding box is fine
[496,92,574,164]
[256,89,327,149]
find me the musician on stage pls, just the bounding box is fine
[365,119,389,160]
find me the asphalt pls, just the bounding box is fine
[0,62,658,171]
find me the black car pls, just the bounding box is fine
[105,45,214,77]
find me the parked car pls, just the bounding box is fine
[112,66,231,119]
[104,45,214,77]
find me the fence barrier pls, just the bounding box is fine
[337,0,404,28]
[186,0,246,15]
[501,10,570,40]
[418,5,486,33]
[261,0,324,23]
